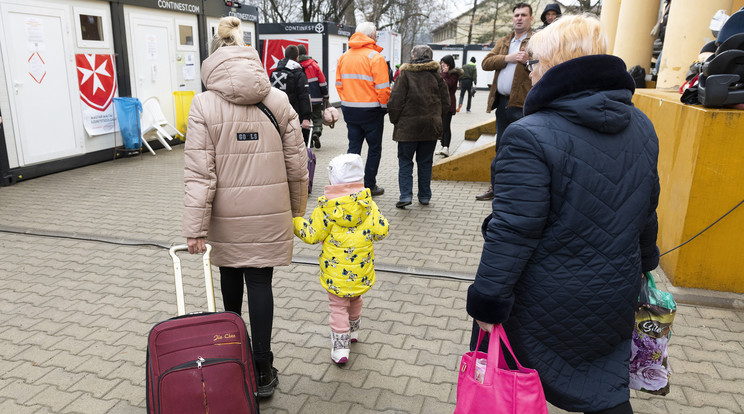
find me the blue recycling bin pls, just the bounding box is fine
[113,97,143,150]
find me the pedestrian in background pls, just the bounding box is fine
[438,54,463,158]
[336,22,391,197]
[475,2,534,201]
[271,45,312,145]
[538,3,562,29]
[458,56,478,113]
[293,153,389,364]
[297,44,330,149]
[467,14,660,414]
[183,16,309,399]
[387,45,449,208]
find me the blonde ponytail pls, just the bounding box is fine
[209,16,244,55]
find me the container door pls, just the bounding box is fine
[0,3,82,165]
[129,14,176,125]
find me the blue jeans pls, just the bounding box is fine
[397,141,436,203]
[347,115,385,188]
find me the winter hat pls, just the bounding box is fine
[540,3,562,25]
[470,56,476,63]
[328,153,364,185]
[441,54,456,70]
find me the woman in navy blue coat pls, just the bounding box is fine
[466,15,660,414]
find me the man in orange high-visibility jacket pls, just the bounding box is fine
[336,22,391,197]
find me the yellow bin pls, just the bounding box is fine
[173,91,195,140]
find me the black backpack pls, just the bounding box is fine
[270,67,296,96]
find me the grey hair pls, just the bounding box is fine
[356,22,376,39]
[209,16,244,55]
[410,45,433,60]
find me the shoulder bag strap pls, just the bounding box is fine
[256,102,280,135]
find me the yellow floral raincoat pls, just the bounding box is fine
[293,189,389,297]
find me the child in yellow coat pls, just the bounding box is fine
[293,154,389,364]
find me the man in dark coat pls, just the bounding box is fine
[271,45,312,144]
[297,44,329,149]
[467,15,660,414]
[387,45,449,208]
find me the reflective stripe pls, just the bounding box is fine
[310,97,324,103]
[381,103,387,108]
[342,101,382,108]
[367,51,376,59]
[341,73,374,82]
[375,82,390,89]
[307,77,319,82]
[336,81,342,86]
[319,82,327,86]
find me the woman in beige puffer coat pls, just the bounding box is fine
[182,16,308,399]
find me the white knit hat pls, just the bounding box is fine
[328,153,364,185]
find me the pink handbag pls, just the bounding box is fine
[454,325,548,414]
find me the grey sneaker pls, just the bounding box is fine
[369,186,385,196]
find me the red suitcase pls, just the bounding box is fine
[146,244,259,414]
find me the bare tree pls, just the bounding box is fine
[556,0,602,13]
[467,0,478,44]
[316,0,356,24]
[257,0,299,22]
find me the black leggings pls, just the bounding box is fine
[441,112,453,148]
[219,267,274,358]
[586,401,633,414]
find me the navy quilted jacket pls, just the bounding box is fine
[467,55,660,412]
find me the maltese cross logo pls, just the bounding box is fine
[75,54,117,111]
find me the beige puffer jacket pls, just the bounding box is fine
[183,46,309,268]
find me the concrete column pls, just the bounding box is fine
[656,0,733,88]
[600,0,621,53]
[612,0,660,73]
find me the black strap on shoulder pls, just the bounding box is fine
[256,102,280,134]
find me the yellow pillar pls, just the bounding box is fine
[600,0,621,53]
[733,0,744,13]
[612,0,659,72]
[656,0,733,89]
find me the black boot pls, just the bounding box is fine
[311,133,321,149]
[254,357,278,398]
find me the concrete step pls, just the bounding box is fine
[454,133,496,156]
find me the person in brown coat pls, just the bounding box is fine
[475,2,534,201]
[182,16,308,399]
[387,45,449,209]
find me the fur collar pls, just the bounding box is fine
[523,55,635,116]
[400,60,440,72]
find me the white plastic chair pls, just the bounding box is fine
[140,96,184,151]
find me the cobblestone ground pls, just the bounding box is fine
[0,92,742,413]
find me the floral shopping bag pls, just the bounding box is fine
[630,272,676,395]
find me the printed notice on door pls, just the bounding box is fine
[147,34,158,60]
[25,17,46,51]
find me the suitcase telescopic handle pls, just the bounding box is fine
[169,244,216,316]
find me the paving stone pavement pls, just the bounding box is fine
[0,92,742,413]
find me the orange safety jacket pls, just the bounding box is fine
[335,33,391,110]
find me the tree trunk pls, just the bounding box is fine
[468,0,478,44]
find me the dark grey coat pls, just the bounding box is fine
[467,55,660,412]
[387,60,449,142]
